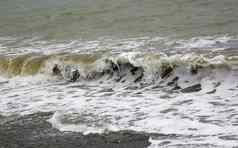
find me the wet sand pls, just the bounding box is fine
[0,112,150,148]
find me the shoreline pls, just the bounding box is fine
[0,112,150,148]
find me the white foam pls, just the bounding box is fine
[1,35,238,147]
[0,60,238,147]
[1,35,237,56]
[175,35,232,49]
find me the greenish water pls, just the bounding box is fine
[1,0,238,40]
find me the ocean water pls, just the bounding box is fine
[1,0,238,147]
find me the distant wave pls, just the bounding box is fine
[1,35,238,56]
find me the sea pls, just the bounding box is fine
[1,0,238,147]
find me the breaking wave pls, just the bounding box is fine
[0,52,238,100]
[1,36,238,148]
[0,52,238,94]
[1,37,238,147]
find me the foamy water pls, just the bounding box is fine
[1,0,238,146]
[1,35,238,147]
[1,35,238,56]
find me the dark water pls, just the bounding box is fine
[0,112,150,148]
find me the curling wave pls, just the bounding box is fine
[0,52,238,82]
[0,52,237,88]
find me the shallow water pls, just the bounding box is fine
[1,0,238,147]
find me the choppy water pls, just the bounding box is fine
[1,0,238,147]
